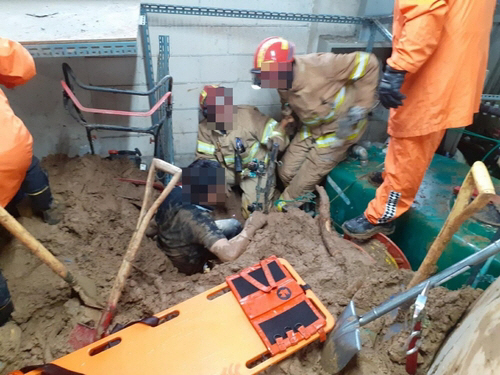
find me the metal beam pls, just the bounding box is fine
[141,3,365,24]
[482,94,500,101]
[25,41,137,58]
[373,19,392,42]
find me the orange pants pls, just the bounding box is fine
[365,130,446,224]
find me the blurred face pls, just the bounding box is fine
[260,61,293,89]
[204,86,235,131]
[181,166,226,206]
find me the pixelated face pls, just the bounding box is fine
[181,166,226,206]
[260,61,293,89]
[205,86,235,131]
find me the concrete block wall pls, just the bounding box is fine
[4,0,363,167]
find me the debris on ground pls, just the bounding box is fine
[0,155,482,375]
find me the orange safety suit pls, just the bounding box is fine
[0,38,36,207]
[365,0,496,224]
[277,52,379,208]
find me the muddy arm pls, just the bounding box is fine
[210,212,267,262]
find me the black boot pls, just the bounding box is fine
[342,214,395,240]
[0,270,13,327]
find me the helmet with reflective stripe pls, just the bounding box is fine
[200,84,220,110]
[252,37,295,74]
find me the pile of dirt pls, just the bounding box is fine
[0,155,482,375]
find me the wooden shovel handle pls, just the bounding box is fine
[408,162,495,288]
[0,205,73,284]
[97,159,182,338]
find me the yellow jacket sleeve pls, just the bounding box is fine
[388,0,449,73]
[0,38,36,88]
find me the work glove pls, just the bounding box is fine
[337,106,366,139]
[378,65,407,109]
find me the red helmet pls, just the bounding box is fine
[252,37,295,74]
[199,85,219,110]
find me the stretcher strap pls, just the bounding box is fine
[227,256,328,357]
[110,315,160,334]
[14,364,84,375]
[230,260,286,298]
[240,259,277,292]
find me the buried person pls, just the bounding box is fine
[150,160,267,275]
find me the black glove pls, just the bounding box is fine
[378,65,407,109]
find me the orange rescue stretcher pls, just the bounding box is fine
[11,256,334,375]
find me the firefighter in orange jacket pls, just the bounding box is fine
[342,0,496,239]
[251,37,379,211]
[0,38,61,225]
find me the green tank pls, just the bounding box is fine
[325,145,500,289]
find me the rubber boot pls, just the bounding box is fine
[30,188,64,225]
[0,270,13,327]
[342,214,395,240]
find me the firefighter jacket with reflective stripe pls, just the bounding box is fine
[0,38,36,207]
[278,52,379,147]
[196,105,286,169]
[386,0,496,137]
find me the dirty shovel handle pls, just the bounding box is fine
[359,238,500,326]
[0,205,72,283]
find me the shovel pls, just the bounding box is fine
[0,205,101,309]
[408,161,495,288]
[95,158,181,339]
[320,237,500,374]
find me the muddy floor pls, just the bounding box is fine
[0,155,482,374]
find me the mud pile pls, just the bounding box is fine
[0,155,481,375]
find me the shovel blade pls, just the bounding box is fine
[71,274,103,309]
[321,300,362,373]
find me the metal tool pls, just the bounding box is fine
[234,137,245,173]
[263,142,280,214]
[248,143,279,214]
[405,281,430,374]
[320,237,500,374]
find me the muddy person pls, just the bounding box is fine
[148,159,267,275]
[0,38,62,225]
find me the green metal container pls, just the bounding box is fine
[326,146,500,289]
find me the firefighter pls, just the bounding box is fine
[0,38,62,225]
[342,0,496,239]
[195,85,288,218]
[251,37,379,211]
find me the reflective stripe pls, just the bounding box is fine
[27,185,49,196]
[315,133,340,148]
[349,52,370,81]
[301,87,346,127]
[299,125,312,141]
[315,118,367,148]
[197,140,215,155]
[261,119,279,144]
[224,155,235,165]
[346,118,367,141]
[242,142,261,164]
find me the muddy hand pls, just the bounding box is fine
[245,211,268,233]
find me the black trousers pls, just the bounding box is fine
[6,156,53,214]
